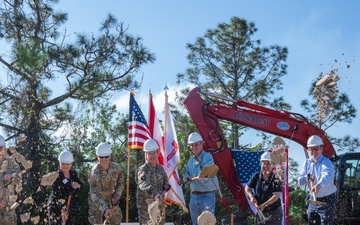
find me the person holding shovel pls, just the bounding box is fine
[136,138,171,225]
[298,135,337,225]
[88,142,124,225]
[47,150,83,225]
[0,135,21,225]
[183,132,219,225]
[245,151,282,225]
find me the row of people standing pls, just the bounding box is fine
[48,140,172,225]
[1,132,337,225]
[48,132,219,225]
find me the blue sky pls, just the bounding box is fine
[55,1,360,170]
[2,1,359,171]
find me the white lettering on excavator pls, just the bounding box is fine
[233,112,270,126]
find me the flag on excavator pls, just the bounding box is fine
[148,88,188,212]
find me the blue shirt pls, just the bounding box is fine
[298,155,337,197]
[184,150,219,192]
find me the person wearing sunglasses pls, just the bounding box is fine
[47,150,83,225]
[88,142,124,225]
[136,138,171,225]
[245,151,283,225]
[298,135,336,225]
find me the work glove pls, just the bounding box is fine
[164,184,171,192]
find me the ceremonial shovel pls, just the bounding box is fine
[307,180,326,206]
[191,164,219,181]
[254,202,271,224]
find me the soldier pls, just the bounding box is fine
[88,142,124,225]
[136,139,171,225]
[0,135,21,225]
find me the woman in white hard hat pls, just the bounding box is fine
[136,139,171,225]
[88,142,124,225]
[245,151,282,225]
[47,150,83,225]
[0,135,21,225]
[298,135,336,225]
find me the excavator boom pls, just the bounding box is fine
[184,87,336,213]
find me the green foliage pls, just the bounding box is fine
[0,0,154,223]
[176,16,289,149]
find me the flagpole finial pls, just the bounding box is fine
[163,84,169,94]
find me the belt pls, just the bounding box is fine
[317,192,336,201]
[191,191,215,195]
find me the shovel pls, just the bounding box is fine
[254,202,271,225]
[191,164,219,181]
[102,198,120,225]
[62,194,73,225]
[307,180,326,206]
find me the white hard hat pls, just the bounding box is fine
[307,135,323,147]
[143,139,159,152]
[96,142,112,157]
[58,150,74,163]
[260,151,271,161]
[0,135,5,147]
[188,132,203,144]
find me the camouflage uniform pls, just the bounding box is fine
[0,157,21,225]
[136,162,169,225]
[88,162,124,225]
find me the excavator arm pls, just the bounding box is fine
[184,87,336,213]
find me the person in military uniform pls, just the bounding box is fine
[0,135,21,225]
[136,139,171,225]
[88,142,124,225]
[47,150,83,225]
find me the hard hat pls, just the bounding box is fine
[58,150,74,163]
[143,139,159,152]
[0,135,5,147]
[96,142,112,157]
[188,132,203,144]
[307,135,323,147]
[260,151,271,161]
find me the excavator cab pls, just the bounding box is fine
[334,153,360,225]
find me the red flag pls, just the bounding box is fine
[128,92,151,150]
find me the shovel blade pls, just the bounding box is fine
[198,164,219,178]
[307,199,326,206]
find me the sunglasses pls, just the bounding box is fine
[99,155,110,159]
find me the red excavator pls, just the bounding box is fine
[184,87,360,225]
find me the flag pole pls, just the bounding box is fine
[126,91,134,223]
[163,84,169,220]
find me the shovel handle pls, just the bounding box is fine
[309,180,317,201]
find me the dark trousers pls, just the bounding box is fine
[308,192,336,225]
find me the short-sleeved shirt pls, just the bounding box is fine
[247,172,282,210]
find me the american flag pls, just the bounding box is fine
[231,149,265,184]
[128,92,151,150]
